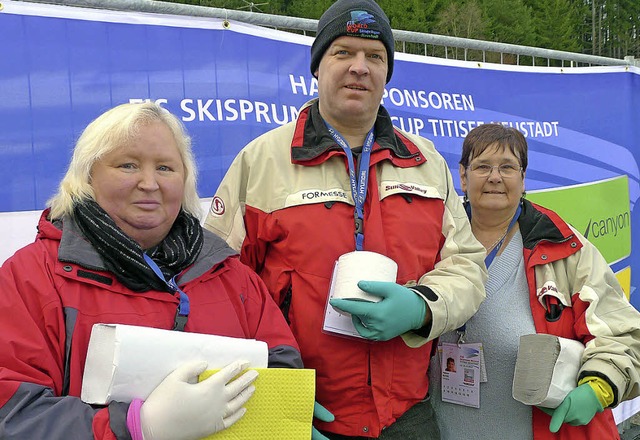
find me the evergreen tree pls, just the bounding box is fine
[481,0,535,46]
[378,0,447,33]
[433,0,487,60]
[433,0,486,40]
[158,0,639,59]
[528,0,581,53]
[285,0,333,20]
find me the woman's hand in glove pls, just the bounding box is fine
[140,360,258,440]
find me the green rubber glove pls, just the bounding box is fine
[329,280,427,341]
[311,401,334,440]
[541,384,604,433]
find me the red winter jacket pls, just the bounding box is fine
[205,101,487,437]
[520,200,640,439]
[0,210,301,439]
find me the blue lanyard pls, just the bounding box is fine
[457,204,522,343]
[484,204,521,268]
[325,122,375,251]
[143,253,190,331]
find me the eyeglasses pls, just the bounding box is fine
[467,163,522,178]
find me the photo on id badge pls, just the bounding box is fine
[442,345,458,376]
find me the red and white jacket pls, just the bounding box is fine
[205,100,487,437]
[519,200,640,439]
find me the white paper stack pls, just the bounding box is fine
[81,323,268,405]
[512,333,585,408]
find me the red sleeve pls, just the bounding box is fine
[0,244,124,439]
[241,205,292,306]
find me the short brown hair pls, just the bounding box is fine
[460,123,528,171]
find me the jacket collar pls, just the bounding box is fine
[462,199,579,256]
[291,99,425,167]
[518,199,579,256]
[39,209,237,284]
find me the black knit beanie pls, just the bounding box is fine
[310,0,394,83]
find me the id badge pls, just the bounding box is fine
[439,342,485,408]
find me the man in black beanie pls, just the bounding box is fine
[310,0,395,83]
[205,0,487,439]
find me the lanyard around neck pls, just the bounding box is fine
[324,121,375,251]
[457,203,522,343]
[143,253,189,331]
[484,203,522,268]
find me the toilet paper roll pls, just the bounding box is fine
[512,333,585,408]
[330,251,398,303]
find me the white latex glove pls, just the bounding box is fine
[140,360,258,440]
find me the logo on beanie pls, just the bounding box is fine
[346,10,381,39]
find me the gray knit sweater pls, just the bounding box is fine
[430,230,536,440]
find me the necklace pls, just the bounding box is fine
[485,229,509,251]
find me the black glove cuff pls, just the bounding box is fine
[408,285,437,337]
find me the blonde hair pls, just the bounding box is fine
[48,102,201,219]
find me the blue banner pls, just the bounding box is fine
[1,1,639,307]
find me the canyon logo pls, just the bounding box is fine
[583,210,630,239]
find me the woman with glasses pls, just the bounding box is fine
[430,123,640,439]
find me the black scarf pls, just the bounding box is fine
[73,200,203,292]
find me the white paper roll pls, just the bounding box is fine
[512,333,585,408]
[331,251,398,303]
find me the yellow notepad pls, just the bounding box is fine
[199,368,315,440]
